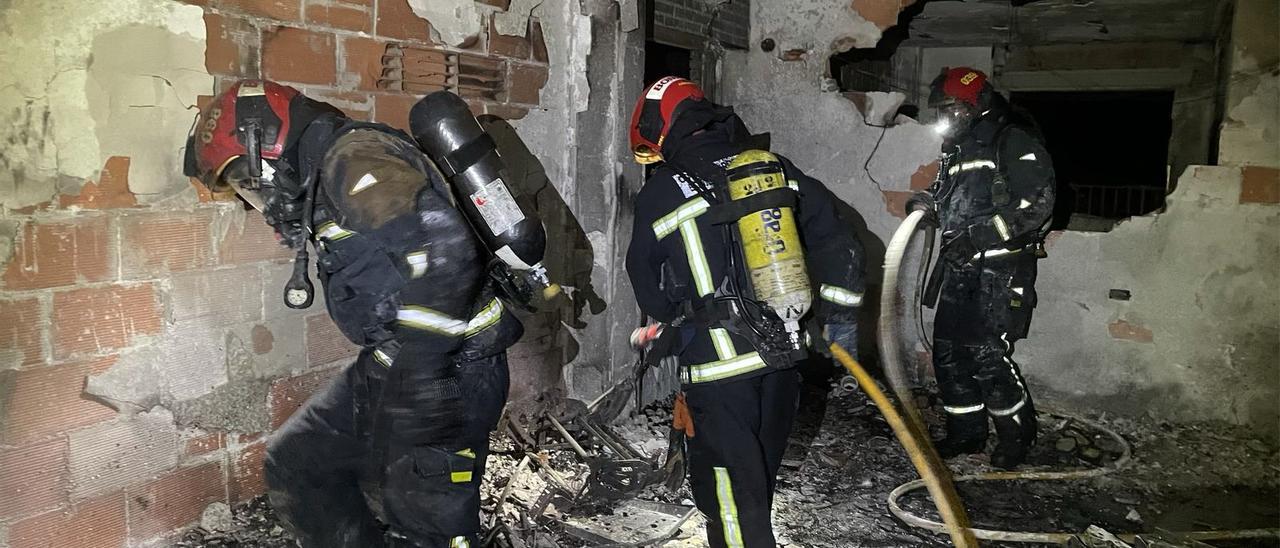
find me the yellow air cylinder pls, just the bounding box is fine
[726,150,812,344]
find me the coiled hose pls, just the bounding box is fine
[850,207,1280,546]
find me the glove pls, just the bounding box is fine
[904,192,938,227]
[940,229,978,268]
[823,322,858,357]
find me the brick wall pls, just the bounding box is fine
[653,0,749,50]
[0,1,553,546]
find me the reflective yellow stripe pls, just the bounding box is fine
[315,221,355,241]
[396,306,467,335]
[714,467,746,547]
[373,348,393,367]
[819,284,863,307]
[787,179,800,191]
[992,214,1011,241]
[463,298,503,337]
[944,403,985,414]
[450,471,473,483]
[688,352,767,384]
[406,250,429,279]
[652,197,710,239]
[947,159,996,176]
[455,448,476,458]
[710,328,736,360]
[680,220,715,297]
[450,537,470,548]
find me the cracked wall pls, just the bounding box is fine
[1218,0,1279,168]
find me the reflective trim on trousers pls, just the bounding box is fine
[680,219,716,297]
[819,284,863,307]
[688,352,768,384]
[713,467,746,548]
[988,397,1026,417]
[396,306,467,336]
[463,298,503,337]
[710,328,737,360]
[652,197,710,239]
[944,403,986,414]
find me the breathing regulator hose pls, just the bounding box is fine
[858,207,1280,546]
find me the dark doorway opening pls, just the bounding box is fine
[1011,91,1175,230]
[644,40,691,87]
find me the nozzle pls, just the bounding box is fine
[542,283,562,300]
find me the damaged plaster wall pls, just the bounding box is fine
[0,0,213,209]
[1218,0,1279,168]
[724,0,1280,434]
[1024,167,1279,435]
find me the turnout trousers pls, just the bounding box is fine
[265,349,509,548]
[683,369,801,548]
[931,255,1038,425]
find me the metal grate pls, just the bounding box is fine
[1072,184,1166,219]
[378,44,505,100]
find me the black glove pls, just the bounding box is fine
[904,192,938,227]
[940,229,978,268]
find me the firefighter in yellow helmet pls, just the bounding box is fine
[625,77,866,547]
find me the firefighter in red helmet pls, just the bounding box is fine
[625,76,866,547]
[185,80,527,547]
[908,67,1056,469]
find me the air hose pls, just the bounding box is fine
[860,207,1280,546]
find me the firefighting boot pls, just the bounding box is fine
[990,402,1038,470]
[934,410,988,458]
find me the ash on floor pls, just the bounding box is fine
[176,376,1278,548]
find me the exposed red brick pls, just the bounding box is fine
[183,431,225,457]
[1240,165,1280,204]
[216,211,295,265]
[203,12,260,77]
[910,160,939,191]
[0,357,118,445]
[341,35,389,92]
[530,20,548,64]
[119,209,218,277]
[882,190,913,219]
[230,441,266,503]
[506,63,548,105]
[8,491,127,548]
[306,0,373,32]
[127,461,227,541]
[2,216,113,290]
[269,366,343,429]
[373,92,419,130]
[488,15,529,60]
[851,0,915,30]
[263,26,337,86]
[305,314,359,368]
[303,88,374,121]
[0,439,69,522]
[58,157,138,209]
[485,102,528,121]
[1109,320,1154,343]
[376,0,433,42]
[0,296,45,367]
[52,284,161,360]
[214,0,301,21]
[251,324,275,354]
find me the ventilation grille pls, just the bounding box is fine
[378,44,505,100]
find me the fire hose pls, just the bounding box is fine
[849,208,1280,546]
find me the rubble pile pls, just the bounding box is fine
[177,384,1278,547]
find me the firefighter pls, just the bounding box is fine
[184,80,525,547]
[907,67,1055,469]
[625,77,865,547]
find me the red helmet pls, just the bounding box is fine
[929,67,990,108]
[629,76,706,165]
[185,80,299,189]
